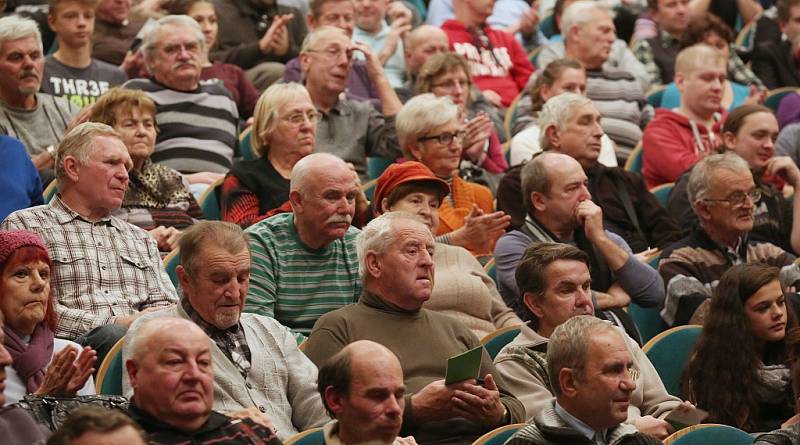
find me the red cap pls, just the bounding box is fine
[374,161,451,213]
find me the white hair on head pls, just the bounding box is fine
[356,211,429,280]
[537,92,592,150]
[290,152,349,195]
[395,93,460,159]
[560,1,611,42]
[0,15,42,54]
[141,15,205,70]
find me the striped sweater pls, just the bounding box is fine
[123,78,239,174]
[245,212,361,336]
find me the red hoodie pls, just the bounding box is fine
[441,19,534,107]
[642,108,727,189]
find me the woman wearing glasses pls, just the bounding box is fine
[222,83,318,228]
[683,263,797,432]
[397,93,508,255]
[667,105,800,255]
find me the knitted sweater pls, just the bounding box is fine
[426,243,521,338]
[438,175,495,254]
[123,304,329,441]
[303,291,526,444]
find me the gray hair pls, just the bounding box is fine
[290,152,349,196]
[141,15,205,67]
[178,221,249,278]
[687,152,751,210]
[55,122,122,183]
[396,93,461,159]
[520,152,555,214]
[356,212,428,280]
[128,318,210,364]
[538,92,592,151]
[560,1,611,42]
[547,315,617,396]
[252,82,312,156]
[0,15,42,54]
[301,25,348,53]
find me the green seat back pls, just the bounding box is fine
[644,326,702,396]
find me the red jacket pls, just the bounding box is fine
[642,108,726,188]
[442,20,533,107]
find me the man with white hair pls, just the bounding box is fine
[123,15,239,183]
[659,152,800,327]
[304,212,525,444]
[0,15,78,178]
[1,122,177,349]
[554,1,653,160]
[123,222,329,440]
[246,153,363,336]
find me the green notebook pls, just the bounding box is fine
[445,345,484,385]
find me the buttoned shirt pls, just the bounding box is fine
[1,195,177,339]
[182,297,252,378]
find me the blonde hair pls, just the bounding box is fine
[55,122,122,183]
[252,83,311,156]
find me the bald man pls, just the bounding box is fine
[124,318,281,444]
[642,44,727,188]
[318,340,416,445]
[404,25,450,80]
[246,153,364,336]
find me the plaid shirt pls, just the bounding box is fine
[182,297,252,378]
[1,195,177,339]
[633,31,765,89]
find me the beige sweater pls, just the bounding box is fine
[425,243,522,339]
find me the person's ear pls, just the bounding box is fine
[380,197,391,214]
[299,52,312,78]
[523,291,546,319]
[721,131,737,150]
[289,190,304,214]
[531,191,547,213]
[694,199,712,222]
[540,83,552,102]
[559,367,579,398]
[324,386,346,415]
[545,125,560,150]
[307,13,316,29]
[674,72,686,92]
[125,359,140,389]
[47,12,57,32]
[365,250,382,278]
[176,265,191,294]
[62,155,82,184]
[408,142,425,162]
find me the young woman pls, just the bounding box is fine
[683,263,797,432]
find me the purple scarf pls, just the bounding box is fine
[3,323,54,393]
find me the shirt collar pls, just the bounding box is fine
[554,400,604,442]
[660,30,681,46]
[50,194,122,229]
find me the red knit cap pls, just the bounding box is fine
[374,161,451,213]
[0,230,47,265]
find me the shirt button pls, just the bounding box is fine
[258,405,266,413]
[101,266,107,270]
[246,382,253,389]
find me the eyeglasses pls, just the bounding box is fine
[418,130,465,145]
[431,79,469,91]
[160,41,202,56]
[307,46,354,62]
[282,110,321,125]
[703,189,762,207]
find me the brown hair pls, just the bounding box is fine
[48,0,100,16]
[721,104,773,137]
[529,58,584,114]
[88,88,157,128]
[47,407,146,445]
[415,52,471,95]
[680,13,734,48]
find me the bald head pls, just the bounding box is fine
[346,340,401,368]
[290,152,352,195]
[675,44,726,75]
[405,25,450,75]
[129,318,209,363]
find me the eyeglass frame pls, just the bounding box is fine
[702,189,762,207]
[281,110,322,125]
[417,130,466,146]
[305,46,355,62]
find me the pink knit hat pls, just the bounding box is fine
[0,230,47,265]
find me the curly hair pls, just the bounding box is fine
[682,263,796,431]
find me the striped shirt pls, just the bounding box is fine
[245,212,361,335]
[1,195,178,339]
[123,78,239,174]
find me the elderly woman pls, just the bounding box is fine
[165,0,260,119]
[416,53,508,179]
[373,161,522,338]
[221,83,317,228]
[0,230,95,405]
[397,94,509,255]
[88,88,203,252]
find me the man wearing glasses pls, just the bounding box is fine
[123,15,239,182]
[299,26,403,183]
[659,152,800,327]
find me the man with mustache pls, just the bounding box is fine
[494,150,665,316]
[124,318,283,444]
[318,340,417,445]
[505,315,662,445]
[642,44,727,188]
[246,153,363,337]
[304,212,525,444]
[495,243,683,440]
[659,152,800,327]
[0,15,79,181]
[123,15,239,186]
[123,222,329,440]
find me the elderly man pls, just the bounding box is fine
[642,44,726,188]
[123,15,239,181]
[318,340,415,445]
[403,24,449,82]
[123,221,328,440]
[124,318,282,444]
[505,316,662,445]
[300,26,401,183]
[47,407,146,445]
[495,243,682,440]
[246,153,363,335]
[1,122,177,345]
[211,0,307,90]
[442,0,534,107]
[660,152,800,327]
[304,212,525,444]
[752,0,800,88]
[497,93,682,253]
[494,151,665,313]
[0,15,78,176]
[556,1,652,159]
